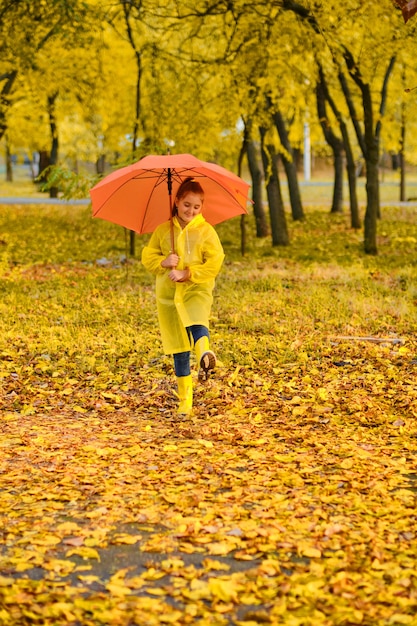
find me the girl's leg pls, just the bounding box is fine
[173,351,192,415]
[173,351,191,377]
[188,325,216,382]
[188,324,209,345]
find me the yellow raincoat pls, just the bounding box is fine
[141,214,224,355]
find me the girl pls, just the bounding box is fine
[141,177,225,415]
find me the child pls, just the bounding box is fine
[141,177,225,415]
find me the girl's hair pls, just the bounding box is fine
[172,177,204,215]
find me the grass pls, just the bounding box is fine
[1,199,417,625]
[1,200,416,373]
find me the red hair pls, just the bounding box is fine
[173,177,204,215]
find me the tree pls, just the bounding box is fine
[316,64,361,228]
[338,50,396,253]
[244,119,268,239]
[259,126,289,246]
[282,0,408,254]
[269,100,304,221]
[0,0,91,144]
[379,48,417,202]
[316,72,344,214]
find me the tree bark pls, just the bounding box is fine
[344,139,360,229]
[332,150,344,214]
[0,71,18,142]
[318,66,360,228]
[122,0,143,257]
[38,151,50,180]
[323,75,359,229]
[5,135,12,182]
[316,77,344,213]
[237,132,247,256]
[342,50,396,254]
[246,138,268,238]
[47,92,59,199]
[96,155,106,175]
[270,104,304,221]
[259,128,289,247]
[364,154,379,255]
[399,100,406,202]
[362,88,379,253]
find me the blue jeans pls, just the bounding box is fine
[173,325,209,377]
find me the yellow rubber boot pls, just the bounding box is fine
[176,375,193,415]
[195,336,217,382]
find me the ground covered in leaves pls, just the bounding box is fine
[0,204,417,625]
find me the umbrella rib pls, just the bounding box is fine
[137,168,203,233]
[136,168,248,232]
[186,171,247,204]
[137,168,186,234]
[131,168,189,185]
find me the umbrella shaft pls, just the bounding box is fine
[167,169,175,253]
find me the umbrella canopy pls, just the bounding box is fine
[89,153,250,235]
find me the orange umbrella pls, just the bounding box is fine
[90,153,250,251]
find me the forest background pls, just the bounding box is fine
[1,1,417,625]
[1,0,417,252]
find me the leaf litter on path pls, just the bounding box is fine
[1,205,417,624]
[1,347,417,625]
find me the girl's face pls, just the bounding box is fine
[175,191,203,225]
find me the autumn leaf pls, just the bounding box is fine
[66,547,101,561]
[208,576,241,602]
[1,203,417,625]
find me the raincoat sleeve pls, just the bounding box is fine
[141,228,167,275]
[188,226,225,284]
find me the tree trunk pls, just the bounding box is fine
[96,155,106,175]
[129,230,136,257]
[246,139,268,237]
[341,51,396,254]
[399,100,406,202]
[331,150,344,213]
[132,49,142,157]
[47,92,59,199]
[237,132,248,256]
[363,107,380,255]
[5,136,12,182]
[37,151,50,180]
[271,106,304,221]
[344,137,361,229]
[317,65,360,228]
[0,70,18,143]
[364,155,379,255]
[316,77,344,213]
[122,0,144,257]
[260,128,289,247]
[240,214,246,256]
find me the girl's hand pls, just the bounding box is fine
[168,268,190,282]
[161,253,179,268]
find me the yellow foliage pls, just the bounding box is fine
[0,204,417,625]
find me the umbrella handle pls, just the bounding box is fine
[169,215,175,256]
